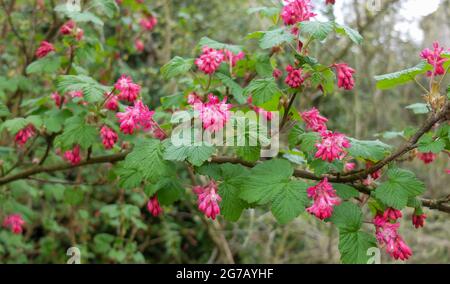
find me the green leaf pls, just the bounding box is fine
[300,21,335,41]
[70,11,104,26]
[26,56,61,75]
[329,202,362,232]
[332,184,360,199]
[298,132,320,154]
[216,73,246,104]
[0,101,10,117]
[198,37,243,54]
[339,231,377,264]
[55,116,97,149]
[163,142,215,167]
[236,145,261,163]
[240,159,293,205]
[374,61,433,90]
[56,75,111,103]
[271,180,308,224]
[117,166,144,189]
[335,24,363,45]
[1,116,42,134]
[243,78,280,106]
[123,139,169,182]
[64,188,84,205]
[373,168,425,210]
[417,133,445,153]
[259,28,295,49]
[405,103,430,114]
[161,57,194,80]
[347,138,391,162]
[89,0,119,18]
[217,164,250,222]
[146,178,185,206]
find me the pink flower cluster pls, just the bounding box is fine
[412,212,426,229]
[114,75,141,102]
[15,125,36,147]
[35,41,55,58]
[140,15,158,31]
[100,126,118,150]
[224,50,245,67]
[3,214,25,234]
[193,180,222,220]
[301,107,328,132]
[116,100,155,134]
[315,130,351,162]
[135,39,145,52]
[281,0,316,26]
[363,161,382,186]
[420,42,449,76]
[51,92,65,108]
[195,47,225,75]
[333,63,355,90]
[373,213,412,261]
[64,145,81,165]
[306,178,341,220]
[189,93,232,132]
[285,65,305,88]
[147,195,163,217]
[105,93,119,111]
[59,20,83,41]
[417,152,437,164]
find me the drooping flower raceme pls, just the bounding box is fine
[373,216,412,261]
[60,20,75,35]
[116,100,155,135]
[383,208,403,222]
[281,0,316,26]
[64,145,81,165]
[147,195,163,217]
[114,75,141,102]
[104,93,119,111]
[193,180,222,220]
[192,94,232,132]
[412,212,426,229]
[417,152,437,164]
[273,68,283,79]
[420,42,449,76]
[100,126,118,150]
[306,178,341,220]
[333,63,355,90]
[223,49,245,67]
[135,39,145,52]
[139,15,158,31]
[195,47,224,75]
[15,125,36,147]
[35,41,55,58]
[315,130,351,162]
[301,107,328,132]
[285,65,305,88]
[3,214,25,234]
[51,92,65,108]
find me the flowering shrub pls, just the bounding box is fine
[0,0,449,264]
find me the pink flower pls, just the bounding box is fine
[3,214,25,234]
[193,94,232,132]
[281,0,316,26]
[114,75,141,102]
[64,145,81,165]
[147,195,163,217]
[139,15,158,31]
[333,63,355,90]
[344,162,356,171]
[315,130,351,162]
[412,213,426,229]
[273,68,283,79]
[152,127,167,141]
[446,169,450,174]
[100,126,118,150]
[35,41,55,58]
[326,0,336,4]
[306,178,341,220]
[15,125,36,147]
[68,90,83,99]
[75,28,84,41]
[418,152,437,164]
[383,208,403,222]
[135,39,145,52]
[363,161,382,186]
[116,100,155,135]
[301,107,328,132]
[195,46,224,75]
[51,92,65,108]
[193,180,222,220]
[420,42,449,76]
[104,93,119,111]
[223,49,245,67]
[60,20,75,35]
[285,65,305,88]
[187,92,202,105]
[374,216,412,261]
